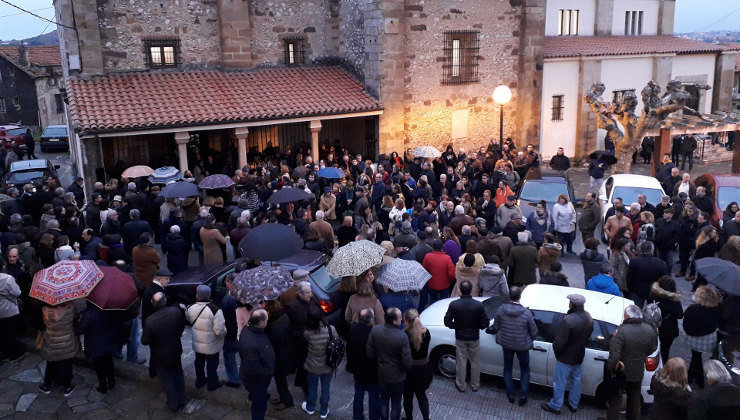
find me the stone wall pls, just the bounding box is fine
[339,0,365,77]
[97,0,221,71]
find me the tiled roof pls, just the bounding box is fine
[545,36,732,59]
[0,45,61,69]
[66,67,383,134]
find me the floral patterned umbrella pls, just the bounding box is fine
[377,259,431,292]
[413,146,441,158]
[30,260,104,306]
[121,165,154,178]
[230,265,295,304]
[148,166,183,184]
[199,174,235,189]
[326,240,385,278]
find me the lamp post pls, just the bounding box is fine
[493,85,512,143]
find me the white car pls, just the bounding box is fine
[420,284,659,404]
[598,174,666,242]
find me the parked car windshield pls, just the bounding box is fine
[42,127,67,137]
[310,266,340,294]
[8,171,44,184]
[718,186,740,211]
[612,186,663,206]
[519,180,568,203]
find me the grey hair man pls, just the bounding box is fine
[284,279,321,399]
[605,305,657,420]
[687,359,740,417]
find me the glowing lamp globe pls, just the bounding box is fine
[493,85,512,105]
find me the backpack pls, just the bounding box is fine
[325,324,345,370]
[643,301,662,329]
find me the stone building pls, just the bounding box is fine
[0,45,65,132]
[539,0,736,160]
[55,0,546,190]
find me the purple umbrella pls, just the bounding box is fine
[199,174,235,190]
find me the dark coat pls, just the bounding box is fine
[506,243,538,286]
[552,306,593,365]
[163,232,189,275]
[655,218,680,252]
[141,306,186,368]
[649,282,683,340]
[239,325,275,382]
[75,305,125,359]
[606,317,658,382]
[683,303,721,337]
[366,323,412,384]
[579,201,601,234]
[141,282,165,327]
[688,383,740,419]
[626,256,667,300]
[121,219,153,255]
[503,221,525,244]
[487,301,537,352]
[264,313,293,376]
[649,374,693,420]
[540,271,569,287]
[580,249,606,281]
[443,295,489,341]
[220,294,238,341]
[347,321,378,385]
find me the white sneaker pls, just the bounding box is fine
[302,401,315,415]
[320,409,329,418]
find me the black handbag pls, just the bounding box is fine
[597,363,626,405]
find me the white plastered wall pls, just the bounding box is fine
[544,0,597,36]
[540,60,581,159]
[671,54,717,114]
[611,0,660,35]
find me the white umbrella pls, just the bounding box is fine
[413,146,442,158]
[326,240,385,278]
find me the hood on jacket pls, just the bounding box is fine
[589,273,616,289]
[694,286,720,308]
[650,282,680,302]
[501,301,528,317]
[456,265,479,277]
[581,249,604,262]
[543,242,562,252]
[480,263,503,277]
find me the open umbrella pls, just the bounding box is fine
[30,260,104,306]
[230,265,294,304]
[326,240,385,278]
[696,257,740,295]
[588,150,618,165]
[199,174,235,190]
[238,223,304,261]
[377,259,431,292]
[317,167,346,179]
[266,187,313,204]
[161,182,199,198]
[86,266,139,310]
[148,166,183,184]
[121,165,154,178]
[413,146,441,159]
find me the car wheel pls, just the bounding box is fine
[430,345,457,378]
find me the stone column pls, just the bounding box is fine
[235,127,249,169]
[310,120,322,163]
[174,131,190,173]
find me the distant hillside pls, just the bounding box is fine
[0,30,58,46]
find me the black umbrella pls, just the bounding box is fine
[160,182,199,198]
[588,150,618,165]
[696,258,740,295]
[238,223,304,261]
[266,187,313,204]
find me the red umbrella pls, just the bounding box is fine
[86,266,139,311]
[30,260,104,306]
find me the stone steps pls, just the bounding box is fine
[698,140,734,163]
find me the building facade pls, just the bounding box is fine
[539,0,736,160]
[0,45,65,132]
[55,0,549,190]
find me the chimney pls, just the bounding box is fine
[18,42,29,67]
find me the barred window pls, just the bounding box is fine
[442,31,479,85]
[624,11,644,35]
[551,95,564,121]
[143,38,180,68]
[284,36,306,66]
[612,89,635,103]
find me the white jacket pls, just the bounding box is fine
[389,206,406,224]
[551,202,576,233]
[0,274,21,319]
[186,302,227,355]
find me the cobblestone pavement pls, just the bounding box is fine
[1,159,727,418]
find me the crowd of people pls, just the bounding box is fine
[0,137,738,419]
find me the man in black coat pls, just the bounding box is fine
[121,209,154,255]
[239,309,275,420]
[548,147,571,171]
[80,228,101,260]
[67,177,85,206]
[654,209,680,273]
[347,308,381,420]
[693,186,714,215]
[140,292,187,412]
[443,281,489,392]
[626,241,667,307]
[84,193,104,233]
[284,281,320,398]
[475,190,497,229]
[542,294,593,415]
[23,129,36,159]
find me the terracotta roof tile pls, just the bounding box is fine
[66,67,382,134]
[545,35,732,59]
[0,45,61,68]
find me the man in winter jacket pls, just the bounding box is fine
[347,308,380,420]
[185,285,227,391]
[444,281,489,392]
[141,292,187,412]
[542,294,593,414]
[486,286,537,405]
[239,309,275,420]
[505,232,538,286]
[495,196,522,229]
[585,263,622,297]
[479,255,508,297]
[654,208,680,273]
[0,273,24,362]
[588,154,608,194]
[679,134,696,171]
[626,241,667,308]
[606,305,658,420]
[421,240,456,310]
[578,193,601,242]
[503,212,526,245]
[121,209,153,255]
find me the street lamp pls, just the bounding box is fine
[493,85,512,143]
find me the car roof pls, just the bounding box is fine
[607,174,663,188]
[0,125,22,130]
[44,125,67,129]
[697,173,740,187]
[9,159,50,171]
[420,285,631,327]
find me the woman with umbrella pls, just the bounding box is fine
[588,151,615,194]
[344,270,384,326]
[691,226,719,291]
[38,300,80,396]
[74,302,126,394]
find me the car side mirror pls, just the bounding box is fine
[54,165,60,169]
